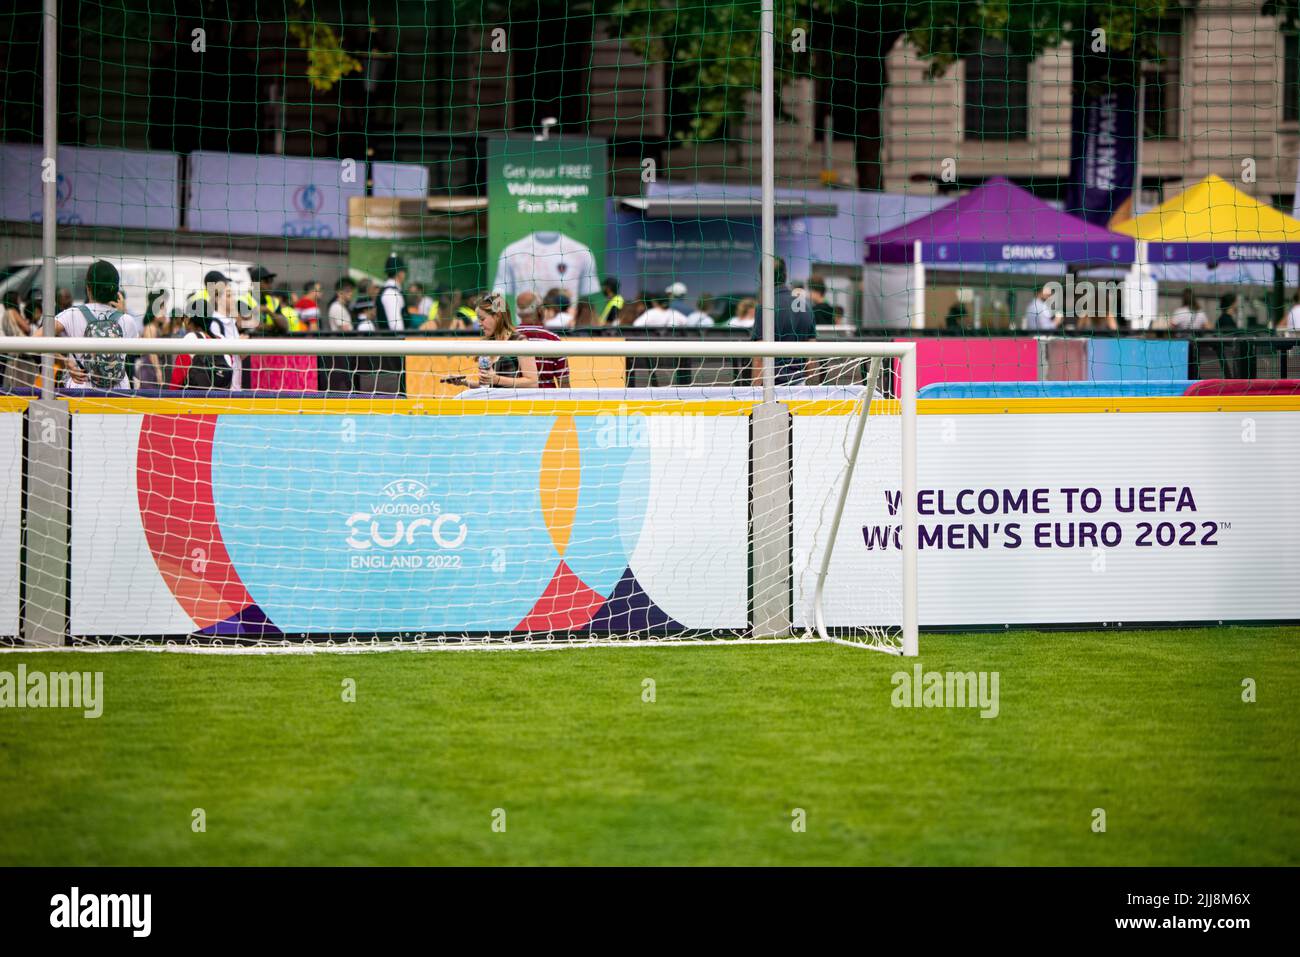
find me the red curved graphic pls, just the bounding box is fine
[515,560,606,633]
[137,415,257,628]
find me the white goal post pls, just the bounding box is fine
[2,335,918,656]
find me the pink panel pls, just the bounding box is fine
[894,338,1039,390]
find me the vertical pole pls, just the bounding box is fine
[41,0,57,395]
[1132,63,1145,220]
[900,345,919,657]
[822,113,833,178]
[911,240,925,329]
[25,0,69,646]
[760,0,775,402]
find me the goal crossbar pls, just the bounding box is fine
[6,337,918,657]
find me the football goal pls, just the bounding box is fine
[6,335,917,655]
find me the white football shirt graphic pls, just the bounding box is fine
[493,231,599,300]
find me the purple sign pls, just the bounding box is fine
[1066,48,1139,228]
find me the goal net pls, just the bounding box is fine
[12,336,917,654]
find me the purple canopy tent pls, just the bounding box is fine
[863,177,1136,328]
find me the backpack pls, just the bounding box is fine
[183,337,232,390]
[78,304,127,388]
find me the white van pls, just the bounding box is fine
[0,256,258,319]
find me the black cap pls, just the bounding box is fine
[248,265,277,283]
[85,260,120,303]
[203,270,231,286]
[352,295,375,312]
[384,253,407,277]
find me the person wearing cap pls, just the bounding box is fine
[350,293,376,331]
[666,281,691,322]
[187,270,243,390]
[38,259,143,389]
[242,265,274,329]
[245,265,303,333]
[365,254,407,391]
[378,254,407,332]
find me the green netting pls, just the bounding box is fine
[0,1,1298,383]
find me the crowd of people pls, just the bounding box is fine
[0,249,851,391]
[0,254,844,391]
[10,252,1292,393]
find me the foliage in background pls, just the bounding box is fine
[286,0,363,91]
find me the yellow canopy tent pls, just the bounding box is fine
[1113,174,1300,262]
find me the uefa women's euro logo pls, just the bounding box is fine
[345,479,468,569]
[283,182,332,238]
[30,172,83,225]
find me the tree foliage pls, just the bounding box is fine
[286,0,363,91]
[597,1,1171,142]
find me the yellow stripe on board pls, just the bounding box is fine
[61,397,757,416]
[55,394,1300,417]
[0,397,31,413]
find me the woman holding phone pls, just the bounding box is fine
[447,291,570,389]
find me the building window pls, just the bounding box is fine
[1142,28,1182,139]
[1285,32,1300,124]
[964,37,1029,141]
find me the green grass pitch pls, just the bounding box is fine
[1,627,1296,866]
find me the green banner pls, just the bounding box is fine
[487,137,606,307]
[350,236,485,296]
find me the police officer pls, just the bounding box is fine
[378,254,407,332]
[247,265,303,333]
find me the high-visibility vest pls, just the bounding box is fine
[427,301,440,324]
[278,301,304,332]
[600,294,624,324]
[457,306,476,324]
[261,294,304,332]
